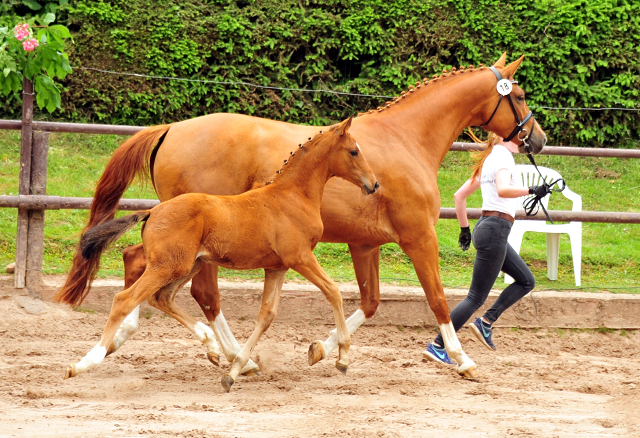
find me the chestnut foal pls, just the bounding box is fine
[63,118,379,391]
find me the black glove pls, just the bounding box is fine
[458,226,471,251]
[528,183,551,198]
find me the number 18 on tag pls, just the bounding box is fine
[496,79,513,96]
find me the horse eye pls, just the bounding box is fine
[350,150,358,157]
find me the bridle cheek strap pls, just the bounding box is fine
[478,66,535,145]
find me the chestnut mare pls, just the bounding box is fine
[62,119,379,391]
[57,53,546,379]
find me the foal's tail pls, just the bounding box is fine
[55,211,151,306]
[55,124,169,306]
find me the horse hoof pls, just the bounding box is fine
[457,365,478,380]
[335,362,348,376]
[63,364,75,380]
[221,375,235,393]
[308,341,325,366]
[241,368,261,377]
[207,352,220,367]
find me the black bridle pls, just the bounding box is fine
[479,66,536,146]
[479,66,565,223]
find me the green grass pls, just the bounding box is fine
[1,130,640,293]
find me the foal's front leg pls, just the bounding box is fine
[190,264,260,375]
[289,252,350,374]
[309,244,379,365]
[221,268,288,392]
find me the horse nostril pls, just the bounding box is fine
[374,181,380,192]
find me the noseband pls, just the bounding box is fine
[479,67,565,223]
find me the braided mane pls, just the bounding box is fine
[360,64,488,116]
[264,126,335,185]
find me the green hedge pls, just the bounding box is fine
[1,0,639,146]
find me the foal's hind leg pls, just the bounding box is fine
[104,244,146,357]
[64,262,201,379]
[190,263,260,375]
[222,268,287,392]
[310,244,379,365]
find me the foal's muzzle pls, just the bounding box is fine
[364,181,380,195]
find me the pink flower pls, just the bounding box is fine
[13,23,30,41]
[22,38,39,52]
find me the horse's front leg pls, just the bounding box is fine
[309,244,379,366]
[400,229,477,379]
[190,263,260,376]
[221,268,288,392]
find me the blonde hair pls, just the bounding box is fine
[468,130,501,181]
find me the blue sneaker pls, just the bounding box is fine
[468,317,497,351]
[422,343,456,365]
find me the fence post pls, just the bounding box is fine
[24,131,49,297]
[14,78,33,289]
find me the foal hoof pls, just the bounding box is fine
[457,364,478,380]
[335,362,348,376]
[221,375,235,393]
[308,341,325,366]
[206,352,220,367]
[63,364,76,380]
[241,368,261,377]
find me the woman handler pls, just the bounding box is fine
[423,133,547,364]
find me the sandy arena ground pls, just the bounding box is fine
[1,282,640,438]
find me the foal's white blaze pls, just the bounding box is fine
[319,309,366,357]
[74,345,107,375]
[440,322,476,373]
[211,312,259,373]
[111,305,140,352]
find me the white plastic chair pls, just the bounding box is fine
[504,165,582,286]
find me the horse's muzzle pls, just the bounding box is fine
[364,181,380,195]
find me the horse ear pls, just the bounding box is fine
[503,54,525,78]
[336,116,353,136]
[493,52,507,68]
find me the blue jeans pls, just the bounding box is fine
[434,216,535,347]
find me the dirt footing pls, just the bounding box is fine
[24,276,640,329]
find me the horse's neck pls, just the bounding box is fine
[360,72,494,168]
[269,143,333,207]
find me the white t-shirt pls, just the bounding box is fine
[475,145,519,217]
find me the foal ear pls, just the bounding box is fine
[493,51,508,68]
[503,54,525,79]
[336,116,353,136]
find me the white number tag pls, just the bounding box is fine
[496,79,513,96]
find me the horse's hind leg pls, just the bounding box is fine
[104,244,146,358]
[64,263,198,379]
[310,244,379,365]
[190,263,260,375]
[222,268,287,392]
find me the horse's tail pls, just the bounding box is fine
[55,211,151,306]
[54,124,170,306]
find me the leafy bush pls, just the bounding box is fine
[0,0,638,146]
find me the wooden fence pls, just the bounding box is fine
[3,78,640,297]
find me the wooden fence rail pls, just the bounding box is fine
[2,80,640,296]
